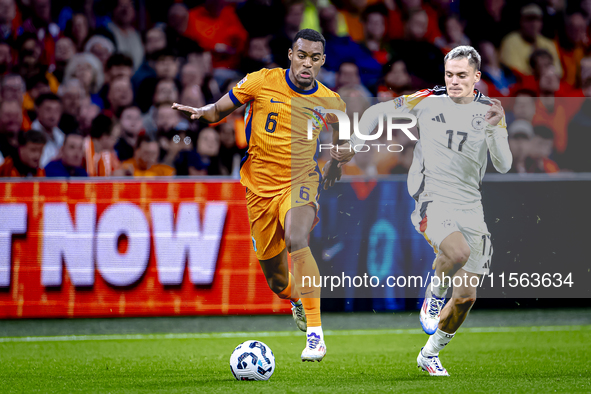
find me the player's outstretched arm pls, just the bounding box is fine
[351,100,397,147]
[172,93,241,123]
[329,100,396,168]
[485,98,512,173]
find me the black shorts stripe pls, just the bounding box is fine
[420,201,432,219]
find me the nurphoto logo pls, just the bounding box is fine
[306,108,418,152]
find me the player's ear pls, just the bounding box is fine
[288,48,293,62]
[321,54,326,66]
[474,71,481,84]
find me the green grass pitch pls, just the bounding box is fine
[1,326,590,393]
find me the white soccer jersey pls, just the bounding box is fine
[355,87,512,208]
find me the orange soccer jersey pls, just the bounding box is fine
[83,137,121,177]
[229,68,346,197]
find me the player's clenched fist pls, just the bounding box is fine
[171,103,203,120]
[485,98,504,126]
[330,142,355,167]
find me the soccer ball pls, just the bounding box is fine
[229,340,275,381]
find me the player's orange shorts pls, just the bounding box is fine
[246,172,321,260]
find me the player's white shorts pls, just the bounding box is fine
[411,193,493,275]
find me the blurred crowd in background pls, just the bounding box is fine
[0,0,589,179]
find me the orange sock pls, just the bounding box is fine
[292,247,321,327]
[277,272,300,303]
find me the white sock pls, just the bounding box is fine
[307,326,324,341]
[430,275,450,298]
[423,328,455,356]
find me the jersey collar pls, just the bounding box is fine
[440,85,483,105]
[285,69,319,95]
[473,89,483,101]
[438,85,482,100]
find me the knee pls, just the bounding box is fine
[285,231,308,254]
[445,245,471,269]
[453,295,476,311]
[267,274,289,295]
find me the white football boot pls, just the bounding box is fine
[419,286,445,335]
[417,347,450,376]
[291,300,307,332]
[301,332,326,362]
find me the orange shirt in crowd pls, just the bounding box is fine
[184,4,248,69]
[532,98,583,154]
[341,10,365,42]
[0,157,45,177]
[339,0,383,42]
[543,158,560,173]
[387,4,442,43]
[513,75,585,97]
[121,158,175,177]
[209,114,247,150]
[21,108,32,131]
[559,46,586,88]
[22,72,60,114]
[318,158,374,176]
[84,137,120,177]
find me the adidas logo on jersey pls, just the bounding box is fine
[432,113,446,123]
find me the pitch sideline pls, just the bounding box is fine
[0,325,589,343]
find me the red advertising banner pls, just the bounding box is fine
[0,180,290,318]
